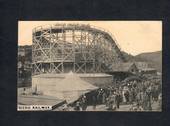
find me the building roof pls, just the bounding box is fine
[140,68,156,71]
[111,62,136,72]
[134,62,156,71]
[54,72,98,103]
[134,62,149,69]
[111,62,156,73]
[56,72,98,91]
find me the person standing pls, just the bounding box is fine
[102,92,107,104]
[146,88,152,111]
[115,91,121,109]
[97,91,101,104]
[92,95,97,110]
[108,92,116,110]
[124,90,130,104]
[137,90,144,106]
[158,93,162,110]
[74,101,81,111]
[81,95,87,111]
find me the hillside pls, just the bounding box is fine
[134,51,162,72]
[135,51,161,62]
[122,51,162,72]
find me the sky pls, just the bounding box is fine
[18,21,162,56]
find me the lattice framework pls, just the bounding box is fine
[32,24,124,75]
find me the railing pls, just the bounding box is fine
[32,23,123,58]
[90,25,122,51]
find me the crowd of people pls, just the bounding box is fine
[68,77,162,111]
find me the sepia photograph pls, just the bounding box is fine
[17,21,162,111]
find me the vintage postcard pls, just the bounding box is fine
[17,21,162,111]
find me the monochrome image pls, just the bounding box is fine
[17,21,162,111]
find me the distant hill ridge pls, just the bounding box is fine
[122,51,162,72]
[135,51,162,72]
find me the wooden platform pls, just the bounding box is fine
[18,95,66,110]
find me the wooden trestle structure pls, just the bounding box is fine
[32,24,124,75]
